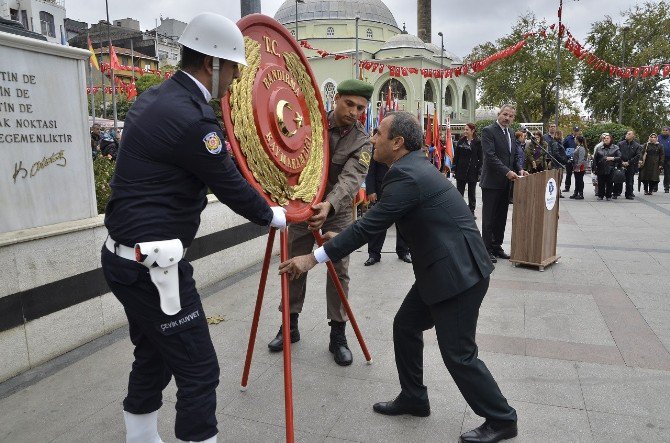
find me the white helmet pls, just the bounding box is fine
[178,12,247,66]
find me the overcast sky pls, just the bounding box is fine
[68,0,639,57]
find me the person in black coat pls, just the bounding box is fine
[280,111,518,443]
[364,130,411,266]
[453,122,482,218]
[615,130,642,199]
[480,105,528,263]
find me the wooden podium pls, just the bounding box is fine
[510,169,562,271]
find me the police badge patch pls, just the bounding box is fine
[203,132,222,154]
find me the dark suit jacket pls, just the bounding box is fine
[364,149,389,196]
[479,122,521,189]
[324,150,494,305]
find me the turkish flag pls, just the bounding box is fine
[109,45,121,71]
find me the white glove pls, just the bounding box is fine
[270,206,287,229]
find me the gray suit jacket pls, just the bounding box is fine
[324,150,494,305]
[480,122,521,189]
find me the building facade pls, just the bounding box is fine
[274,0,477,127]
[1,0,66,44]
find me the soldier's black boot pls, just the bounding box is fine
[328,320,353,366]
[268,313,300,352]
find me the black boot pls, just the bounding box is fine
[328,320,353,366]
[268,313,300,352]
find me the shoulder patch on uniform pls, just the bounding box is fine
[359,151,371,167]
[203,132,222,154]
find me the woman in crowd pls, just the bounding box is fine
[638,133,665,195]
[452,123,482,218]
[569,136,588,200]
[514,130,526,172]
[524,131,549,173]
[593,133,621,200]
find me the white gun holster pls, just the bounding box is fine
[135,239,184,316]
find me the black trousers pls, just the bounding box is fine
[664,158,670,191]
[481,185,510,253]
[368,224,409,260]
[393,277,517,422]
[456,179,477,212]
[564,165,573,190]
[597,174,614,198]
[613,168,636,197]
[573,171,585,196]
[101,246,219,442]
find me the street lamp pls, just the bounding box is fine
[438,31,444,131]
[295,0,304,41]
[355,16,360,79]
[618,26,629,124]
[554,0,579,128]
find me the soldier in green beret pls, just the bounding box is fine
[268,79,373,366]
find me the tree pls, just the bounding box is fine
[466,13,579,125]
[135,74,164,95]
[580,1,670,139]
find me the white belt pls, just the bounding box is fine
[105,236,136,261]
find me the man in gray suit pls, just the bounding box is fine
[480,105,528,263]
[279,111,518,443]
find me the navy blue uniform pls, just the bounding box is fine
[102,71,272,441]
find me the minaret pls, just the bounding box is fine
[417,0,431,43]
[241,0,261,17]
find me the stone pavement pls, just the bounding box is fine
[1,183,669,442]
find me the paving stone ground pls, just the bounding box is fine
[2,180,669,442]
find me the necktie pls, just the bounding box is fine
[504,128,511,152]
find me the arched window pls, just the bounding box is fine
[323,82,337,109]
[39,11,55,37]
[423,81,434,102]
[462,90,469,109]
[378,78,407,102]
[366,28,373,39]
[444,87,453,107]
[326,26,335,37]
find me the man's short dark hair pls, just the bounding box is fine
[385,111,423,151]
[181,45,208,70]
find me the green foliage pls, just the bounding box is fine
[135,74,164,95]
[582,123,630,152]
[466,13,579,124]
[580,1,670,139]
[94,95,132,121]
[93,155,115,214]
[474,119,523,137]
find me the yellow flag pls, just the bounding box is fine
[87,36,99,71]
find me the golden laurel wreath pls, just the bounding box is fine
[229,37,324,206]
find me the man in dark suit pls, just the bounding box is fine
[280,111,518,443]
[480,105,528,263]
[364,132,412,266]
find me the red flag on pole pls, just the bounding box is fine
[109,45,121,71]
[432,110,442,169]
[424,110,432,147]
[444,116,453,167]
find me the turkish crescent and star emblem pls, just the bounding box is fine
[222,14,330,223]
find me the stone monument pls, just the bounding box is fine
[0,31,97,234]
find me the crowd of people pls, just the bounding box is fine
[90,123,121,161]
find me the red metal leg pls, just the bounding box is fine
[241,228,277,390]
[312,231,373,363]
[280,230,295,442]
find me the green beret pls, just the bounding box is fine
[337,79,374,101]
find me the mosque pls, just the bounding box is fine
[273,0,477,128]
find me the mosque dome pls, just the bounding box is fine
[274,0,399,29]
[379,33,427,51]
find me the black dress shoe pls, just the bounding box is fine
[398,253,412,263]
[493,248,510,260]
[460,420,518,443]
[268,314,300,352]
[488,252,497,263]
[372,395,430,417]
[625,195,634,200]
[364,257,380,266]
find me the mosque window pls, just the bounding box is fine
[378,78,407,102]
[423,81,434,102]
[323,82,337,109]
[366,28,373,39]
[326,26,335,37]
[445,87,453,107]
[462,90,468,109]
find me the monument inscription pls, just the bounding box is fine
[0,33,96,234]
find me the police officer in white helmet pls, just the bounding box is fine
[101,13,286,443]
